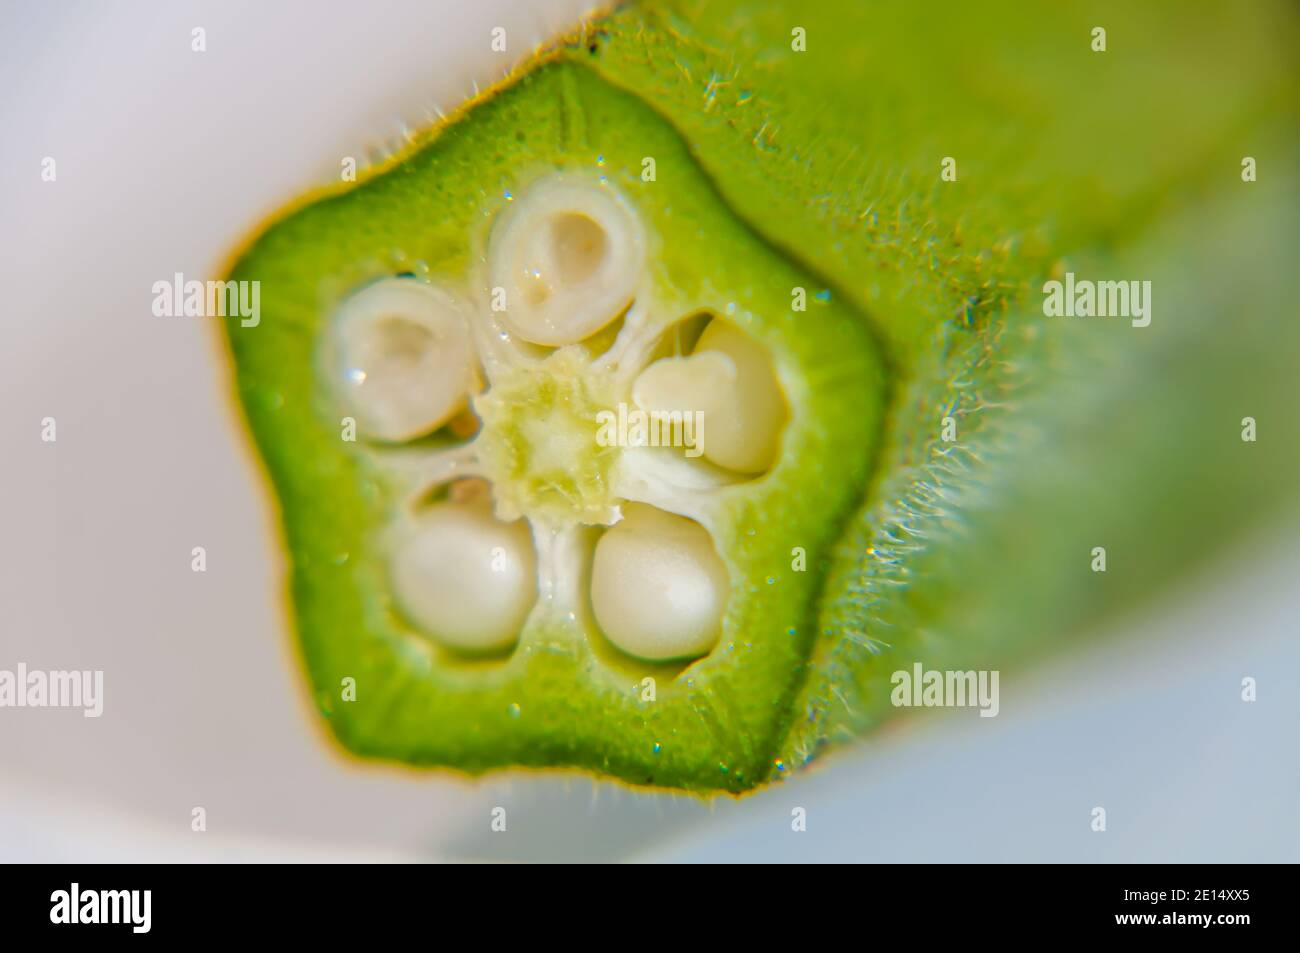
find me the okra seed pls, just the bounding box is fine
[331,278,476,442]
[632,319,787,472]
[590,504,729,661]
[389,495,537,653]
[488,176,643,346]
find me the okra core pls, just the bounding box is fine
[325,175,789,664]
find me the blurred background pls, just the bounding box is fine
[1,0,1296,862]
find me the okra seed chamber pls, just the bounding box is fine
[327,175,788,664]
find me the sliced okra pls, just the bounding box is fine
[223,61,883,793]
[217,0,1299,795]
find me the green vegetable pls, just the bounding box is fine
[222,0,1300,793]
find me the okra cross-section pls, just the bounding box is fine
[223,62,884,793]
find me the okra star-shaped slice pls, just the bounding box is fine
[222,62,884,793]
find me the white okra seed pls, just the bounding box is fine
[590,504,729,662]
[632,320,787,473]
[390,496,537,653]
[488,177,643,346]
[332,278,475,442]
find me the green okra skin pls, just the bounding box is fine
[572,0,1300,763]
[223,0,1300,792]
